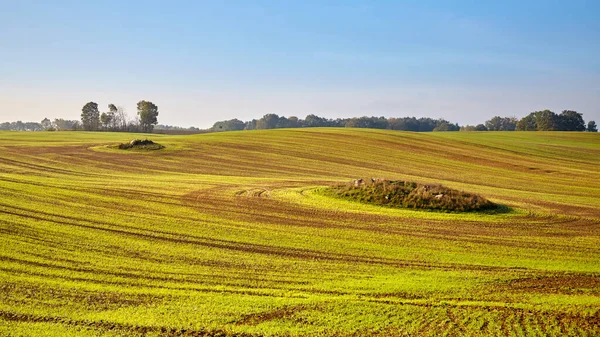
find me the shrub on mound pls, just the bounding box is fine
[117,139,164,150]
[324,179,496,212]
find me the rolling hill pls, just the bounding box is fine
[0,128,599,336]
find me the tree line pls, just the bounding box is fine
[1,106,597,133]
[80,101,159,132]
[210,110,597,132]
[212,114,461,132]
[0,101,160,132]
[461,110,597,132]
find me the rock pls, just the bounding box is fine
[128,139,155,146]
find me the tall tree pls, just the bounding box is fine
[418,118,437,132]
[588,121,598,132]
[105,104,118,130]
[485,116,517,131]
[256,114,280,129]
[516,113,537,131]
[112,105,128,131]
[558,110,585,131]
[244,119,258,130]
[303,114,329,127]
[485,116,503,131]
[81,102,100,131]
[534,110,559,131]
[286,116,300,128]
[100,112,113,130]
[40,118,52,130]
[137,100,159,133]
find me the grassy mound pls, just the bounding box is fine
[323,179,497,212]
[117,139,164,150]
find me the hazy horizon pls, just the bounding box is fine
[2,1,599,129]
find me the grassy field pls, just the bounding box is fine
[0,128,599,336]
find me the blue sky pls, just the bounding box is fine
[1,0,599,128]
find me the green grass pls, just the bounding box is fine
[0,129,599,336]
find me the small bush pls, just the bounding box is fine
[117,139,164,150]
[323,179,497,212]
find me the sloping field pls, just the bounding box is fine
[0,128,599,336]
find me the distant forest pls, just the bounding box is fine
[0,104,597,133]
[211,110,597,132]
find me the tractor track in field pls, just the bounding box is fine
[1,203,543,274]
[183,186,600,254]
[0,310,258,337]
[0,157,91,177]
[235,304,313,326]
[0,265,303,298]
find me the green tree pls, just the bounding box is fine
[100,112,113,130]
[286,116,300,128]
[558,110,585,131]
[212,119,245,131]
[388,118,408,130]
[105,104,118,130]
[485,116,517,131]
[388,117,420,131]
[348,116,388,129]
[485,116,503,131]
[475,124,488,131]
[534,110,559,131]
[418,118,438,131]
[303,114,330,127]
[516,113,537,131]
[137,100,159,133]
[588,120,598,132]
[244,119,257,130]
[81,102,100,131]
[256,114,280,129]
[433,122,459,132]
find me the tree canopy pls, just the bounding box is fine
[516,110,589,131]
[81,102,100,131]
[211,119,245,131]
[40,118,52,130]
[558,110,586,131]
[485,116,517,131]
[209,114,462,132]
[137,100,159,133]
